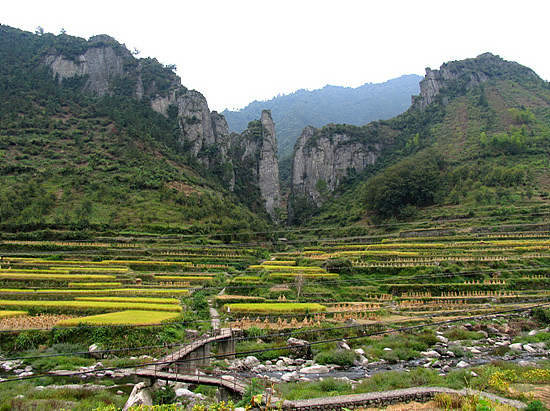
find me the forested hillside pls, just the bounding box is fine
[292,53,550,226]
[0,25,270,237]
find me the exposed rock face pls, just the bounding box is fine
[258,111,281,220]
[233,110,281,220]
[412,52,539,110]
[288,125,382,218]
[43,34,281,216]
[46,45,129,96]
[150,91,232,164]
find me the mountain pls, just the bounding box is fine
[3,24,550,234]
[221,75,422,158]
[0,25,278,235]
[288,53,550,225]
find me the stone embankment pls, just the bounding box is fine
[282,387,526,410]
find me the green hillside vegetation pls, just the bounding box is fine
[0,25,270,238]
[222,75,421,158]
[304,54,550,226]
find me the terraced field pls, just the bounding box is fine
[1,219,550,411]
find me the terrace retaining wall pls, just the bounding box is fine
[282,387,526,410]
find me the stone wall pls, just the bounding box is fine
[283,387,526,410]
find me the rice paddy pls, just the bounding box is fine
[56,310,181,326]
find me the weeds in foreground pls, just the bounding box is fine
[434,392,517,411]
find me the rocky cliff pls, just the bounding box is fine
[411,53,538,110]
[43,34,285,216]
[232,110,281,221]
[151,89,233,183]
[288,124,386,220]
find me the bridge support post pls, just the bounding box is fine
[176,343,211,373]
[218,337,235,360]
[216,387,232,403]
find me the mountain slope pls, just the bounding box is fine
[288,53,550,225]
[222,75,421,157]
[0,25,272,236]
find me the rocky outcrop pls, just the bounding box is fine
[45,35,134,97]
[43,33,282,216]
[258,111,281,220]
[412,52,539,110]
[233,110,281,220]
[288,124,383,219]
[122,382,153,411]
[150,90,233,173]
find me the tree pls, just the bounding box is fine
[363,151,445,219]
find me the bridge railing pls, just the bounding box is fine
[155,327,234,373]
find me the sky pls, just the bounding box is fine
[2,0,550,112]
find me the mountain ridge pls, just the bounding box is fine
[287,53,550,224]
[222,74,421,157]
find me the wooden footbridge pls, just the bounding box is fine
[135,328,249,397]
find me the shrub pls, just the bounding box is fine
[526,400,548,411]
[314,349,357,367]
[532,307,550,325]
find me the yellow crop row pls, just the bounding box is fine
[0,310,27,318]
[57,310,181,326]
[75,297,180,304]
[68,282,123,288]
[0,273,116,280]
[224,303,326,314]
[0,299,182,312]
[50,266,130,273]
[260,261,296,266]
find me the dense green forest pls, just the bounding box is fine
[0,25,270,237]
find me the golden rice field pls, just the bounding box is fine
[57,310,181,326]
[224,302,326,314]
[0,313,77,329]
[74,296,180,304]
[0,310,27,318]
[0,299,183,312]
[68,282,123,288]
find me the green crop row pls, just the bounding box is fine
[154,276,213,282]
[0,269,69,274]
[215,295,266,304]
[248,265,326,273]
[0,288,189,296]
[231,276,261,283]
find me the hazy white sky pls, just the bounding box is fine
[2,0,550,111]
